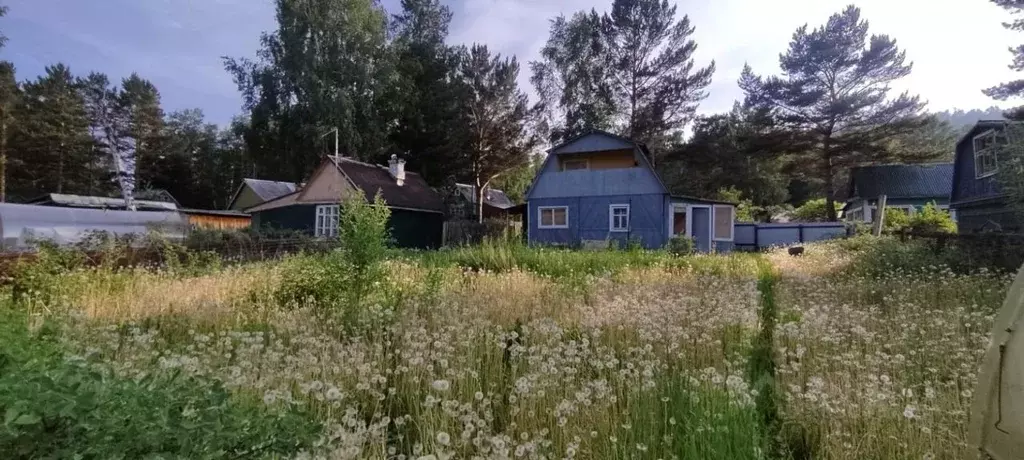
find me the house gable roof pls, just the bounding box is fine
[228,179,297,210]
[334,157,444,213]
[846,163,954,201]
[246,156,444,214]
[456,183,515,209]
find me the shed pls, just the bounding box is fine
[179,209,251,230]
[453,183,516,220]
[227,179,298,211]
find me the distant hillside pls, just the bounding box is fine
[934,107,1006,131]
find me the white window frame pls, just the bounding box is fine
[537,206,569,229]
[974,129,1003,179]
[712,205,735,242]
[315,205,339,238]
[561,159,590,171]
[609,204,630,232]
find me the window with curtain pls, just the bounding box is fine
[538,206,568,228]
[713,205,734,241]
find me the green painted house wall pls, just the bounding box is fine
[251,204,443,249]
[230,187,265,212]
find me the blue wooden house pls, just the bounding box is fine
[525,131,736,251]
[950,120,1021,233]
[842,163,954,223]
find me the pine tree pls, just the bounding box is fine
[600,0,715,159]
[10,64,95,198]
[531,0,714,156]
[0,61,18,201]
[985,0,1024,118]
[531,10,616,143]
[740,6,930,221]
[456,45,536,222]
[118,73,164,188]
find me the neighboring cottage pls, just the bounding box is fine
[228,179,298,211]
[842,163,955,223]
[951,120,1019,233]
[452,183,516,220]
[525,130,736,252]
[246,155,445,249]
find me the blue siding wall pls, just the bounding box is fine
[952,133,1002,203]
[529,161,665,199]
[529,194,667,249]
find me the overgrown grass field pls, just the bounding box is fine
[0,235,1008,459]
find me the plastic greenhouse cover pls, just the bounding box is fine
[0,203,187,251]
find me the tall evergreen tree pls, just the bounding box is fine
[600,0,714,159]
[118,73,163,188]
[740,6,930,221]
[985,0,1024,118]
[10,64,95,198]
[661,103,791,208]
[225,0,393,182]
[531,10,616,143]
[0,61,17,201]
[531,0,714,157]
[457,45,536,223]
[388,0,465,185]
[0,4,8,50]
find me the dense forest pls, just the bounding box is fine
[1,0,1021,219]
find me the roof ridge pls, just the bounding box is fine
[335,156,424,177]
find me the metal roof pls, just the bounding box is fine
[846,163,954,200]
[29,193,179,212]
[456,183,515,209]
[243,179,298,201]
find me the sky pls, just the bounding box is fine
[3,0,1022,127]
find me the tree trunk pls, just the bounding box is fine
[824,158,838,222]
[477,181,486,224]
[0,118,7,202]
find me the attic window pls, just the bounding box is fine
[974,129,1005,179]
[562,159,589,171]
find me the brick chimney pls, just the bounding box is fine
[388,154,406,186]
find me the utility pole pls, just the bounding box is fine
[873,194,887,237]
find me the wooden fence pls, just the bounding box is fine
[442,220,523,247]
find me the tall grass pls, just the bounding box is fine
[0,235,1010,459]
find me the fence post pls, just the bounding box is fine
[798,224,804,243]
[873,195,888,237]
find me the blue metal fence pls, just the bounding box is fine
[733,222,848,251]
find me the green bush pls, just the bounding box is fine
[792,199,841,222]
[906,202,957,234]
[667,235,696,256]
[882,206,912,232]
[274,190,397,331]
[0,310,319,459]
